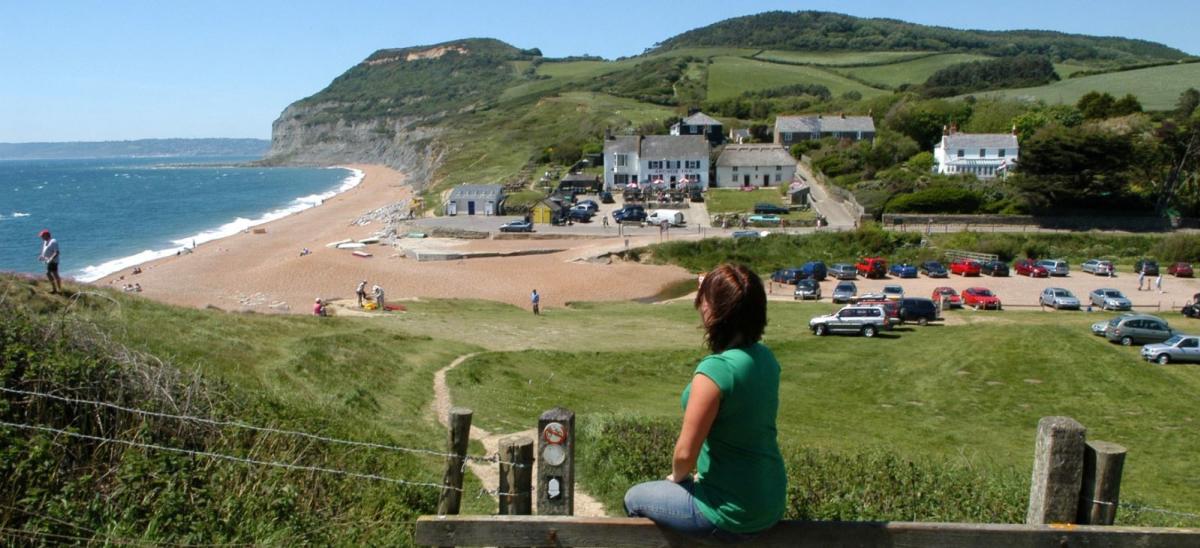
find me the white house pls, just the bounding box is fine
[714,144,797,188]
[774,114,876,146]
[933,128,1019,179]
[670,112,724,144]
[604,135,710,191]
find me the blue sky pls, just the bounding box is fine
[0,0,1195,142]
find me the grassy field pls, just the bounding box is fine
[965,62,1200,111]
[838,53,993,88]
[754,50,934,66]
[706,56,888,101]
[703,188,815,223]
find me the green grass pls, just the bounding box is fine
[705,188,785,213]
[755,50,934,66]
[964,62,1200,111]
[838,53,993,88]
[1054,62,1094,78]
[706,56,887,101]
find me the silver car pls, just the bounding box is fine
[1040,287,1080,310]
[809,305,888,337]
[794,278,821,301]
[831,281,858,304]
[1141,335,1200,364]
[1081,259,1115,276]
[1106,314,1173,346]
[1037,259,1070,276]
[829,263,858,280]
[1089,288,1132,311]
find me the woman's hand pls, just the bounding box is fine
[672,374,721,483]
[665,473,692,483]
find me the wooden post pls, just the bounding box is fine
[437,407,473,516]
[1026,416,1087,524]
[1078,440,1127,525]
[537,407,575,515]
[499,436,534,515]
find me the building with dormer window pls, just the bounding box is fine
[932,126,1019,180]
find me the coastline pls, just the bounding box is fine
[96,164,693,312]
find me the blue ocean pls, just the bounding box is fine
[0,157,360,281]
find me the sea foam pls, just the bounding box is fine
[76,167,364,282]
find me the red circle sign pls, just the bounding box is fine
[542,422,566,445]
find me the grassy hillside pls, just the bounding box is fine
[967,62,1200,110]
[838,53,993,88]
[753,50,934,66]
[707,56,887,101]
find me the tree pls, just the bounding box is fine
[906,151,934,172]
[1077,91,1116,120]
[1151,110,1200,215]
[1176,88,1200,120]
[1016,125,1137,210]
[883,98,973,150]
[1112,94,1143,116]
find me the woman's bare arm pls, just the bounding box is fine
[670,374,721,482]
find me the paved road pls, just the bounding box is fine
[797,162,857,229]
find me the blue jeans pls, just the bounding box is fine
[624,479,758,543]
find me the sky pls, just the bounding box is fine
[1,0,1196,143]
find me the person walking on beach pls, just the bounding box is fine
[38,230,62,294]
[356,280,368,307]
[531,289,540,315]
[372,285,385,311]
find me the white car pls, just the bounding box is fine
[1089,288,1132,311]
[882,285,904,301]
[1081,259,1115,276]
[809,305,888,337]
[1041,287,1080,310]
[1141,335,1200,364]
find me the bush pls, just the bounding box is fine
[1151,233,1200,262]
[885,187,984,214]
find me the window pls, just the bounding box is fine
[615,154,628,167]
[957,149,964,158]
[980,148,986,157]
[731,173,737,183]
[998,148,1006,157]
[648,161,663,169]
[776,165,782,171]
[1181,338,1198,348]
[732,166,738,172]
[685,160,700,169]
[672,161,682,169]
[774,173,781,182]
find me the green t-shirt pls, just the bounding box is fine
[681,342,786,533]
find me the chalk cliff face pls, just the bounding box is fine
[265,38,533,188]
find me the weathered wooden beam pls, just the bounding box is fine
[1078,440,1128,525]
[414,515,1200,548]
[1027,416,1087,524]
[436,407,473,516]
[536,407,574,515]
[499,435,534,516]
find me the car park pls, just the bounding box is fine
[771,268,804,285]
[801,261,827,281]
[1037,259,1070,276]
[932,287,962,308]
[1168,262,1194,277]
[566,208,594,222]
[857,298,902,326]
[1081,259,1115,276]
[612,205,646,223]
[810,305,889,337]
[1040,287,1080,310]
[748,214,781,224]
[950,259,982,276]
[898,297,939,325]
[1133,259,1159,276]
[831,281,858,304]
[1141,335,1200,364]
[1014,259,1049,277]
[753,203,789,215]
[882,285,904,301]
[919,261,948,278]
[829,263,858,280]
[1089,288,1132,311]
[498,220,533,233]
[574,200,599,213]
[794,278,821,300]
[889,263,918,278]
[962,287,1002,310]
[980,260,1009,277]
[1105,314,1173,346]
[599,191,615,204]
[856,257,888,279]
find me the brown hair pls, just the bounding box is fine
[694,263,767,352]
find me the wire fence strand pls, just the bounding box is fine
[0,385,526,467]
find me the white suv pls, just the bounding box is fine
[809,305,888,337]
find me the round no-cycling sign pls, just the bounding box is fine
[542,422,567,445]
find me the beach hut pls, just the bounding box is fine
[446,184,505,216]
[530,199,564,225]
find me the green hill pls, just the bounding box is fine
[964,61,1200,110]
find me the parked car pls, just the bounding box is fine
[1134,259,1160,276]
[794,278,821,300]
[771,268,805,285]
[1014,259,1049,277]
[857,298,902,326]
[898,297,939,326]
[980,260,1009,277]
[829,263,858,280]
[574,200,599,213]
[498,220,533,233]
[962,287,1002,310]
[1081,259,1115,276]
[748,214,781,225]
[919,261,948,278]
[1185,295,1200,319]
[612,205,646,223]
[831,281,858,304]
[599,191,615,204]
[1037,259,1070,276]
[889,263,918,278]
[731,230,761,239]
[856,257,888,279]
[1089,288,1132,311]
[1040,287,1081,310]
[950,259,982,276]
[566,208,594,222]
[932,287,962,308]
[1168,262,1194,277]
[1092,316,1126,336]
[800,261,827,281]
[810,305,888,337]
[689,189,704,203]
[646,209,684,227]
[753,203,789,215]
[1141,334,1200,364]
[882,284,904,301]
[1105,314,1173,346]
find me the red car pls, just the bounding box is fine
[856,257,888,279]
[1014,259,1049,277]
[962,287,1002,310]
[1168,262,1194,277]
[950,259,982,276]
[932,287,963,308]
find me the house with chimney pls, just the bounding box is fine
[932,125,1019,180]
[670,112,724,145]
[774,114,876,146]
[715,144,797,188]
[603,135,710,191]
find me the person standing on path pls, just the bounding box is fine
[38,230,62,294]
[356,280,368,307]
[372,285,385,311]
[1137,267,1146,291]
[531,289,540,315]
[1156,273,1163,293]
[623,263,785,541]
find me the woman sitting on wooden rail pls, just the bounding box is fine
[624,263,786,542]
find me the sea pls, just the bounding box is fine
[0,157,362,282]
